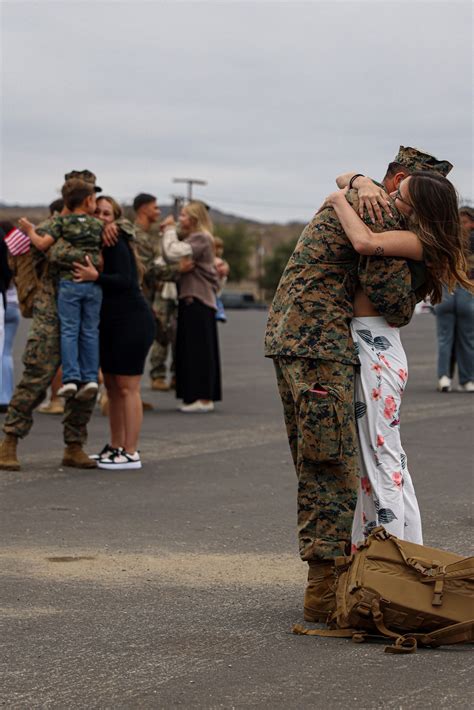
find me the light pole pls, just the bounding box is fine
[172,178,208,202]
[169,194,185,219]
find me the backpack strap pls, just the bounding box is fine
[370,598,474,654]
[292,624,367,643]
[414,620,474,648]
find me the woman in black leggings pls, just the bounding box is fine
[73,196,154,470]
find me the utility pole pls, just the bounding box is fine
[169,194,185,220]
[172,177,207,202]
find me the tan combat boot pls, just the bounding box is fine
[303,560,336,623]
[62,443,97,469]
[99,390,109,417]
[38,398,65,415]
[151,378,169,391]
[0,434,20,471]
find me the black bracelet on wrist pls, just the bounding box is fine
[349,173,365,190]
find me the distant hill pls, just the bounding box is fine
[0,201,305,299]
[0,202,305,250]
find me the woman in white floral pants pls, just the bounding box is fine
[350,317,422,548]
[326,170,470,548]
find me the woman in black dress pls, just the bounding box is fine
[73,196,154,470]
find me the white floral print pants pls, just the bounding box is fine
[350,317,423,548]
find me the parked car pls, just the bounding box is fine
[220,290,267,310]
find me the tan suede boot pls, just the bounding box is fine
[0,434,20,471]
[99,390,109,417]
[151,378,169,391]
[62,443,97,469]
[303,560,336,623]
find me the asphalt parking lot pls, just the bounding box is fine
[0,310,472,708]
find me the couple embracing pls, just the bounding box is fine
[264,146,471,622]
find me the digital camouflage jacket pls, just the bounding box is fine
[264,190,418,364]
[134,223,179,305]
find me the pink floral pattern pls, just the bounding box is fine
[376,434,385,447]
[383,395,397,420]
[361,477,372,495]
[371,388,381,401]
[392,471,403,488]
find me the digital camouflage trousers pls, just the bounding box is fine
[149,297,177,380]
[274,357,359,561]
[3,283,95,444]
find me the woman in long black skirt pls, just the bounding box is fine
[161,201,221,413]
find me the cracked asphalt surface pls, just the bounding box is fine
[0,310,472,708]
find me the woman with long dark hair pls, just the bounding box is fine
[73,195,154,469]
[161,201,221,413]
[325,172,471,548]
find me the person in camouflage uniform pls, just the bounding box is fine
[0,170,103,471]
[264,146,453,621]
[133,193,179,392]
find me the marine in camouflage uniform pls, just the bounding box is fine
[265,146,453,568]
[0,170,103,470]
[134,223,179,386]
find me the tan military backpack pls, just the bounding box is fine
[294,527,474,654]
[7,251,38,318]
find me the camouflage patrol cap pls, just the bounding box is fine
[394,146,453,177]
[64,169,102,192]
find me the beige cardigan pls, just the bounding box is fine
[162,226,219,310]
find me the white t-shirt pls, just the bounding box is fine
[6,285,19,306]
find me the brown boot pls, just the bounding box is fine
[303,560,336,623]
[151,378,169,391]
[99,390,109,417]
[62,443,97,469]
[142,400,154,411]
[0,434,20,471]
[38,398,65,415]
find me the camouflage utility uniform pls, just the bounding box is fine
[264,192,417,561]
[3,218,96,444]
[134,224,179,382]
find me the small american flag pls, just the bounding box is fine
[4,228,30,256]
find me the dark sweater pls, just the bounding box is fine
[97,232,143,306]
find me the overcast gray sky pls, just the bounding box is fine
[1,0,472,222]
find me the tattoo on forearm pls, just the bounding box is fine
[374,246,384,256]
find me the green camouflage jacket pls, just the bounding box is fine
[134,223,179,305]
[38,214,103,280]
[264,190,417,364]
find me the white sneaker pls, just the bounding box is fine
[459,381,474,393]
[57,382,78,398]
[437,376,452,393]
[75,382,99,401]
[89,443,114,461]
[97,449,142,470]
[179,401,215,413]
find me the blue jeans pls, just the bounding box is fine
[57,280,102,383]
[434,286,474,384]
[0,302,21,404]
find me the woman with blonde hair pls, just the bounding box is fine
[161,201,221,412]
[325,171,471,548]
[73,195,154,468]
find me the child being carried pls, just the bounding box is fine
[19,178,103,401]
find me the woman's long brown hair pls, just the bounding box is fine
[406,172,472,304]
[97,196,145,284]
